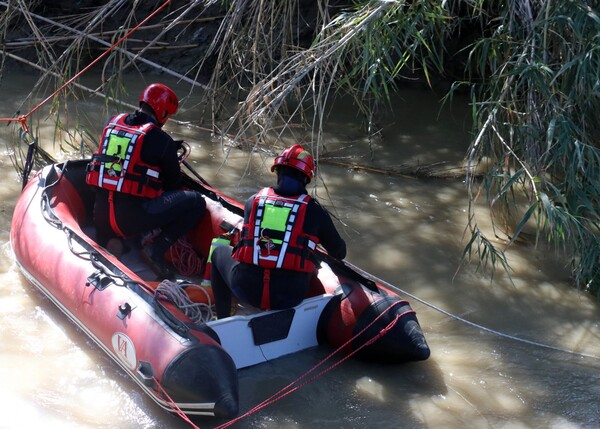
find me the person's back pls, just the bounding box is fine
[210,144,345,318]
[86,83,206,278]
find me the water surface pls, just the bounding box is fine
[1,72,599,429]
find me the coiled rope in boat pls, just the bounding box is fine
[156,280,214,324]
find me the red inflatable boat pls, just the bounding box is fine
[10,159,430,419]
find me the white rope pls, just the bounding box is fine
[343,260,600,361]
[156,280,215,324]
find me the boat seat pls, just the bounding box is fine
[207,294,333,369]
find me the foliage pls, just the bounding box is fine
[462,0,600,295]
[211,0,450,155]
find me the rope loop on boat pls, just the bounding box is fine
[156,280,215,323]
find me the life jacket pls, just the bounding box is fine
[233,187,319,273]
[85,113,163,198]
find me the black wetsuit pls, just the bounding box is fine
[211,174,346,318]
[91,111,206,246]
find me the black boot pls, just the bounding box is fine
[141,235,175,279]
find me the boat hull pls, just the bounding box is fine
[10,164,239,417]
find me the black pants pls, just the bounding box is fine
[93,189,206,245]
[210,245,311,318]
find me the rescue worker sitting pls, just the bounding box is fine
[210,144,346,319]
[86,83,206,279]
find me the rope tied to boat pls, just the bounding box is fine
[0,0,175,186]
[152,376,201,428]
[210,298,405,429]
[343,259,600,361]
[156,280,215,324]
[150,297,405,428]
[19,120,37,189]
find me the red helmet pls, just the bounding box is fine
[139,83,179,125]
[271,144,315,179]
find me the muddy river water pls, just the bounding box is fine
[1,72,599,429]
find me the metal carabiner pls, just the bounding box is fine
[20,129,36,147]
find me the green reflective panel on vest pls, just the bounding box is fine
[105,134,132,173]
[261,204,291,244]
[208,236,231,262]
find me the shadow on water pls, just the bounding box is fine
[216,348,448,429]
[311,154,600,428]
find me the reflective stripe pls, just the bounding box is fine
[101,178,120,186]
[276,198,303,268]
[86,114,162,199]
[146,168,160,178]
[233,187,319,272]
[254,190,309,268]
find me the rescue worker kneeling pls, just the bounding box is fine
[86,83,206,279]
[210,144,346,319]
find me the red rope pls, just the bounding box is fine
[0,115,30,139]
[149,299,411,429]
[168,238,204,276]
[0,0,173,133]
[214,299,409,429]
[153,376,202,429]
